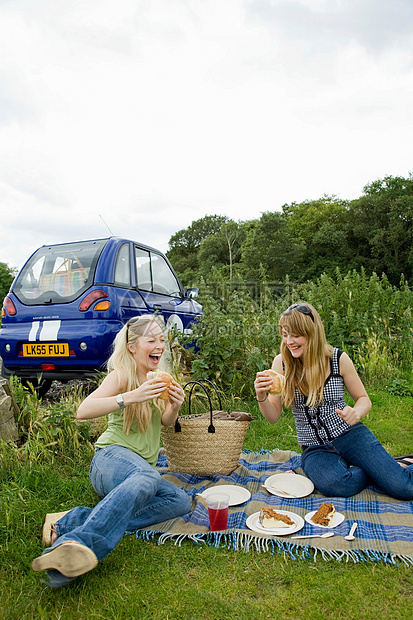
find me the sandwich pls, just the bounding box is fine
[152,370,174,400]
[263,369,285,396]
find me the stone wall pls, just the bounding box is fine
[0,377,19,442]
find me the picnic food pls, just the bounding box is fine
[153,370,174,400]
[263,369,285,396]
[311,503,336,526]
[259,507,295,529]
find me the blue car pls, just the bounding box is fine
[0,237,202,396]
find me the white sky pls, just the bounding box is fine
[1,0,413,271]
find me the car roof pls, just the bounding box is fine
[38,236,163,254]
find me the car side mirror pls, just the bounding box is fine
[186,287,199,299]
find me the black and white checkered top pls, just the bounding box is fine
[292,348,350,446]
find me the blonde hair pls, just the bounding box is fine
[279,303,333,409]
[107,314,167,434]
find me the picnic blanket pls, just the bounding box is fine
[132,449,413,566]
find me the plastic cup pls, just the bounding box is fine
[206,492,230,531]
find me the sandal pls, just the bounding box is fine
[32,541,98,578]
[395,455,413,467]
[42,511,69,546]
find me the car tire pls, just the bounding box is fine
[21,378,53,398]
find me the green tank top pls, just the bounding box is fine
[94,404,162,466]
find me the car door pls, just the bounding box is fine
[133,246,196,333]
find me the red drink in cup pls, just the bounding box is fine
[208,506,229,530]
[206,492,230,531]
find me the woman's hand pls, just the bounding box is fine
[129,378,167,403]
[162,381,185,426]
[335,406,360,426]
[167,380,185,408]
[254,371,273,402]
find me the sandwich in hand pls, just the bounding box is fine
[150,370,175,400]
[263,369,285,396]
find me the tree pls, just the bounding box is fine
[282,196,352,281]
[166,214,228,285]
[362,174,413,198]
[347,175,413,284]
[240,211,303,283]
[0,262,17,305]
[198,220,246,280]
[166,174,413,291]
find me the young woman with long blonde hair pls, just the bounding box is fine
[32,314,191,587]
[254,303,413,500]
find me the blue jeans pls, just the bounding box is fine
[301,422,413,499]
[42,445,192,587]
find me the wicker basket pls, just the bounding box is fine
[161,380,250,476]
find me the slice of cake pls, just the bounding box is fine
[259,507,295,529]
[310,503,336,527]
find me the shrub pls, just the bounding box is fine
[183,269,413,398]
[8,377,95,460]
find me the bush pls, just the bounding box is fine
[183,269,413,397]
[8,377,96,461]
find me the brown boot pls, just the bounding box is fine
[32,541,98,578]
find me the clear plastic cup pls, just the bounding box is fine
[206,492,230,531]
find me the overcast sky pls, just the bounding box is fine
[1,0,413,271]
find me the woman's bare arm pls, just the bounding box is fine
[254,354,284,424]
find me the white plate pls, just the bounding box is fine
[198,485,251,506]
[263,473,314,498]
[246,510,304,536]
[305,510,345,529]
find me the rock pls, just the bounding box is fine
[0,377,19,442]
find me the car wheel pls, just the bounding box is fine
[21,378,53,398]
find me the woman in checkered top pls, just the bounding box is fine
[254,303,413,500]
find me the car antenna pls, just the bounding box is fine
[99,214,115,235]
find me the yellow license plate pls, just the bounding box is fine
[22,343,70,357]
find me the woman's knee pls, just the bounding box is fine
[127,468,162,497]
[157,480,192,515]
[176,488,192,514]
[93,447,162,497]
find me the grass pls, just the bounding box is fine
[1,383,413,619]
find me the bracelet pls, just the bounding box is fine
[256,394,268,403]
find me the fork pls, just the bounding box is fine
[261,484,299,498]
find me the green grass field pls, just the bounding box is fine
[1,387,413,620]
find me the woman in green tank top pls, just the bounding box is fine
[32,314,191,588]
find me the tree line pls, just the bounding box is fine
[167,174,413,289]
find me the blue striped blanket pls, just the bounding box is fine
[134,449,413,565]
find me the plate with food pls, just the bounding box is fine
[263,473,314,498]
[198,485,251,506]
[246,508,304,536]
[305,503,344,529]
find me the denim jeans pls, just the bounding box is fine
[42,444,192,587]
[301,422,413,499]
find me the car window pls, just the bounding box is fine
[150,253,181,296]
[114,243,131,287]
[135,247,152,291]
[134,247,181,297]
[13,240,106,304]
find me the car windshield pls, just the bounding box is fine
[13,240,107,305]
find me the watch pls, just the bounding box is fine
[116,393,126,410]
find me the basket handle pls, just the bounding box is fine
[196,379,222,410]
[173,380,217,434]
